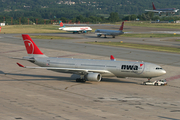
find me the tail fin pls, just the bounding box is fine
[152,2,156,10]
[59,20,65,27]
[110,55,116,61]
[22,34,45,57]
[119,22,124,31]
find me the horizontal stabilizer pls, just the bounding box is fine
[17,63,25,68]
[10,56,35,61]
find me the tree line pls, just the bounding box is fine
[0,0,180,21]
[1,12,179,25]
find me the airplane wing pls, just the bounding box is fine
[17,63,111,75]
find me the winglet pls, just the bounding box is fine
[152,2,156,10]
[110,55,116,61]
[119,22,124,31]
[17,63,25,68]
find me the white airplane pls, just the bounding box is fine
[17,34,166,83]
[145,2,179,16]
[95,22,124,38]
[59,21,92,34]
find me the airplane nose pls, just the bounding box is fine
[162,70,166,75]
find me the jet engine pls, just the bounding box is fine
[85,73,102,82]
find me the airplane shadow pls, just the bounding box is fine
[0,70,74,82]
[101,78,139,84]
[0,70,139,85]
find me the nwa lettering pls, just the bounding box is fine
[121,65,138,70]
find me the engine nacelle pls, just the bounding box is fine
[85,73,102,82]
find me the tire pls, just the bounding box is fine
[76,78,80,82]
[81,79,86,83]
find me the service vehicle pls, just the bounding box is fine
[143,79,167,86]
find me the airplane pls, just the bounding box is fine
[95,22,124,38]
[59,21,92,34]
[145,2,179,16]
[17,34,166,83]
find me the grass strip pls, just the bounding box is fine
[86,42,180,53]
[0,25,63,34]
[121,33,180,38]
[119,22,180,29]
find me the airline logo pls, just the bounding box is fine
[121,65,138,70]
[140,64,143,67]
[24,40,34,54]
[80,27,89,30]
[121,63,145,74]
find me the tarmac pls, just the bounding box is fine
[0,25,180,120]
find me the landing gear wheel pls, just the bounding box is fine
[76,78,86,83]
[143,82,146,85]
[81,79,86,83]
[76,78,81,82]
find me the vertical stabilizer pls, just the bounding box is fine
[119,22,124,31]
[110,55,116,61]
[59,21,65,27]
[152,2,156,10]
[22,34,46,57]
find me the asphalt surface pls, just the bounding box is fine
[0,25,180,120]
[0,32,180,67]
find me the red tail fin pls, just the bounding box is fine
[60,21,64,27]
[119,22,124,31]
[152,2,156,10]
[110,55,116,61]
[22,34,43,55]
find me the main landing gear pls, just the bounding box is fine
[76,78,86,83]
[76,75,86,83]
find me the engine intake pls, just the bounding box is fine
[85,73,102,82]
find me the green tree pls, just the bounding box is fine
[108,12,119,22]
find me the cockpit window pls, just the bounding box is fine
[156,67,162,70]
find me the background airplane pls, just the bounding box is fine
[145,2,179,16]
[59,21,92,34]
[95,22,124,38]
[17,34,166,83]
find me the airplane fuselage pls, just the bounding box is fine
[59,27,92,32]
[95,29,124,37]
[155,8,178,13]
[34,57,166,79]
